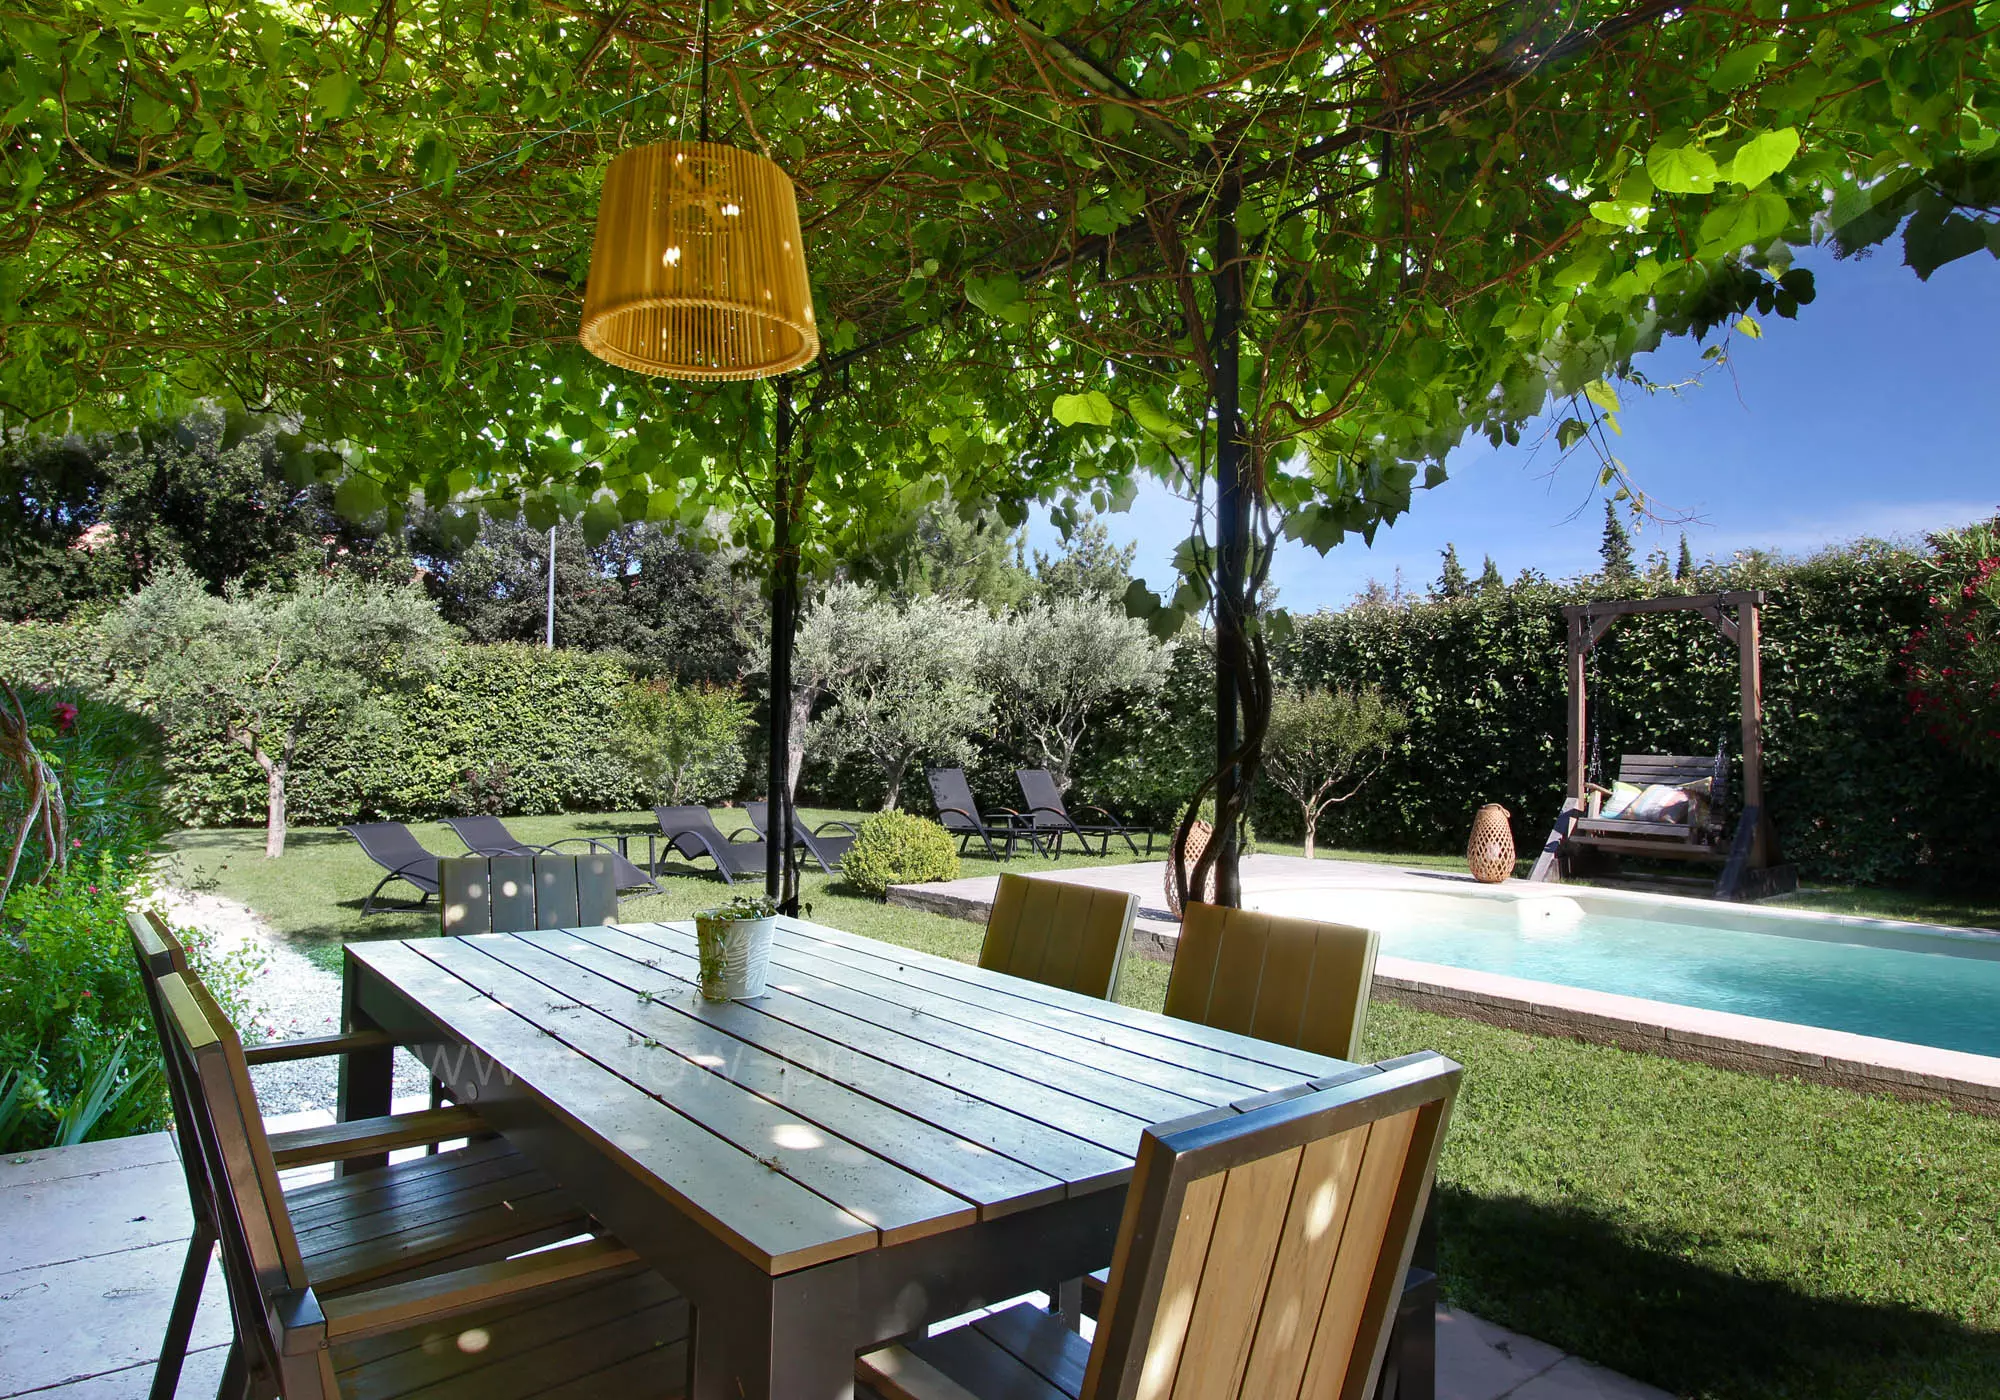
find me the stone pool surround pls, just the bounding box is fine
[889,856,2000,1115]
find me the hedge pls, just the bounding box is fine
[0,628,653,825]
[1271,544,2000,890]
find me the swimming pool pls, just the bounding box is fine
[1248,883,2000,1059]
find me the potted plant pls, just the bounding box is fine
[694,893,779,1002]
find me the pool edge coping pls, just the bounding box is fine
[1373,953,2000,1115]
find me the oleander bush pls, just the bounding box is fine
[839,812,961,897]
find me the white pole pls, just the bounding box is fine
[545,525,557,649]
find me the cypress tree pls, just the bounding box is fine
[1477,554,1505,593]
[1677,533,1695,582]
[1601,501,1635,582]
[1437,543,1470,598]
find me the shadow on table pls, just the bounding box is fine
[1435,1186,2000,1399]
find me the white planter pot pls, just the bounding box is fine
[695,913,776,1001]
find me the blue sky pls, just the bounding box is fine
[1027,244,2000,613]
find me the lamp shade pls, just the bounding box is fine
[579,141,818,381]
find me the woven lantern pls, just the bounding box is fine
[1467,804,1515,884]
[579,141,818,381]
[1166,819,1218,918]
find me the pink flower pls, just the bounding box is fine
[52,702,77,731]
[87,885,98,895]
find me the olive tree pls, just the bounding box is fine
[808,589,993,810]
[985,599,1159,791]
[610,680,751,805]
[104,567,451,856]
[1263,686,1408,859]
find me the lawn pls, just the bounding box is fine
[163,810,2000,1400]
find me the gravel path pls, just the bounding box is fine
[152,888,431,1115]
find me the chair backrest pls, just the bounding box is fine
[1166,903,1379,1062]
[444,813,523,854]
[153,965,323,1396]
[127,909,210,1221]
[1613,752,1731,808]
[344,820,435,871]
[927,768,983,832]
[980,873,1136,1000]
[440,853,618,934]
[743,800,775,836]
[654,804,726,840]
[1084,1053,1460,1400]
[1016,769,1071,829]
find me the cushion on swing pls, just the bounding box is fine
[1625,783,1694,823]
[1597,781,1643,818]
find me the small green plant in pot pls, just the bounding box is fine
[694,894,778,1002]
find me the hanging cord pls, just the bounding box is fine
[699,0,711,144]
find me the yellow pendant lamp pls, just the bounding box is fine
[579,13,817,380]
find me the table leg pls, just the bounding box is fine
[691,1263,858,1400]
[1047,1277,1084,1333]
[335,953,393,1177]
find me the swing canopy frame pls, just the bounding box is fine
[1528,590,1796,901]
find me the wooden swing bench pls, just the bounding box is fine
[1569,751,1728,859]
[1531,591,1797,901]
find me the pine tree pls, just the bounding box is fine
[1676,533,1695,582]
[1436,543,1469,599]
[1477,554,1504,593]
[1600,501,1635,582]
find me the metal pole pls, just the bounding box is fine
[767,384,800,912]
[545,526,557,649]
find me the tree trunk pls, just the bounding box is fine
[1301,805,1317,859]
[881,757,908,811]
[1209,162,1248,908]
[258,754,287,858]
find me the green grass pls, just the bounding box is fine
[163,810,2000,1399]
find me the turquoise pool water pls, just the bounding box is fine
[1278,889,2000,1058]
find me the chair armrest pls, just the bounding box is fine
[1023,805,1071,824]
[318,1238,639,1343]
[1069,803,1130,827]
[1584,782,1614,797]
[727,829,764,844]
[935,806,980,828]
[813,820,861,838]
[270,1286,327,1358]
[858,1344,987,1400]
[244,1028,398,1066]
[268,1105,486,1169]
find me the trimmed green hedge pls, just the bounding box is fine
[1273,545,2000,890]
[0,628,654,824]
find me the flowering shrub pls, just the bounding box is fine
[1902,518,2000,771]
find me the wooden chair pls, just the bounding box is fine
[126,912,647,1399]
[438,852,619,935]
[859,1052,1460,1400]
[980,873,1138,1001]
[1165,902,1381,1062]
[145,942,688,1399]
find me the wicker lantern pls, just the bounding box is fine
[1467,804,1515,883]
[579,141,818,381]
[1166,820,1218,918]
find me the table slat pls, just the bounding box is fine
[762,929,1271,1104]
[567,925,1154,1157]
[421,938,978,1246]
[622,923,1208,1122]
[479,932,1069,1219]
[773,916,1337,1080]
[349,941,878,1274]
[523,928,1132,1191]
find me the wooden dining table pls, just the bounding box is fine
[336,915,1350,1400]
